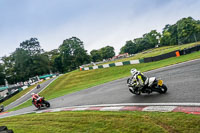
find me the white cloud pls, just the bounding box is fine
[1,0,200,57]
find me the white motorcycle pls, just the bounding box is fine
[127,77,168,95]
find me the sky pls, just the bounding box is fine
[0,0,200,57]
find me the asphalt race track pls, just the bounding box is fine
[1,59,200,118]
[4,77,56,111]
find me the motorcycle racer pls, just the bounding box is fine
[31,93,40,107]
[127,68,168,95]
[130,68,148,91]
[31,93,50,109]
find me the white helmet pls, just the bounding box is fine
[31,93,35,96]
[130,68,138,76]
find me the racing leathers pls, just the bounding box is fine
[32,94,40,106]
[131,72,148,91]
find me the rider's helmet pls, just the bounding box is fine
[31,93,35,96]
[130,68,138,76]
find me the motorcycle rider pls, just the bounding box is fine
[31,93,40,107]
[36,83,40,89]
[130,68,148,92]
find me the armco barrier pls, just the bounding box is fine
[115,62,123,66]
[81,60,140,71]
[130,60,140,64]
[103,64,109,68]
[98,65,103,69]
[139,59,144,63]
[180,45,200,55]
[144,51,177,63]
[158,50,176,60]
[109,63,115,67]
[143,57,153,63]
[93,66,98,69]
[122,61,131,65]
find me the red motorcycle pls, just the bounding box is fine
[32,97,50,109]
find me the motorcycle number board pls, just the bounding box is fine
[158,80,163,86]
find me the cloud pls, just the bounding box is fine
[38,0,200,55]
[0,0,200,57]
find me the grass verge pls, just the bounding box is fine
[10,51,200,111]
[0,111,200,133]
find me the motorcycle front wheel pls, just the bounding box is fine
[45,101,50,108]
[127,78,131,84]
[159,84,168,94]
[134,90,141,95]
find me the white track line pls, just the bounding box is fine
[2,103,200,118]
[35,102,200,113]
[142,106,177,112]
[100,106,124,111]
[47,103,200,109]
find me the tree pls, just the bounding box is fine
[177,17,200,44]
[20,38,43,56]
[31,54,50,76]
[13,48,31,82]
[120,30,161,55]
[0,63,5,85]
[120,40,136,54]
[1,55,16,84]
[90,49,102,62]
[58,37,91,72]
[160,17,200,46]
[2,38,51,84]
[100,46,115,59]
[160,31,171,46]
[160,23,178,46]
[13,38,49,82]
[142,30,161,48]
[54,56,63,73]
[44,49,60,73]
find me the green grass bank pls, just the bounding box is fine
[0,111,200,133]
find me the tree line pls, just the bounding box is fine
[0,37,115,85]
[0,16,200,85]
[120,17,200,54]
